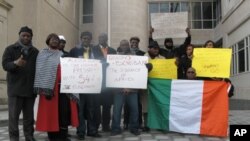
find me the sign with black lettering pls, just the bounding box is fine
[60,58,102,93]
[230,125,250,141]
[151,12,188,39]
[106,55,148,89]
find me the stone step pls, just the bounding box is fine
[0,104,8,111]
[0,98,8,105]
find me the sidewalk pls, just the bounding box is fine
[0,104,8,125]
[1,105,250,141]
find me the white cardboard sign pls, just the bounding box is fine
[151,12,188,39]
[106,55,148,89]
[60,58,102,94]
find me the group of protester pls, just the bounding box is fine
[2,26,234,141]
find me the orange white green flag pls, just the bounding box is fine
[147,78,229,137]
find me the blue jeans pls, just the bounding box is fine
[111,91,139,132]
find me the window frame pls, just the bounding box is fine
[82,0,93,24]
[232,36,250,75]
[148,0,219,29]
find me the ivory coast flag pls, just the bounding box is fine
[147,78,229,137]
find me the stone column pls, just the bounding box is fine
[92,0,148,50]
[110,0,148,50]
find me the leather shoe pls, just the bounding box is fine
[25,137,36,141]
[123,124,128,130]
[67,133,71,137]
[130,130,140,136]
[102,127,111,132]
[111,131,121,136]
[61,138,71,141]
[87,133,102,138]
[142,126,150,132]
[77,135,85,140]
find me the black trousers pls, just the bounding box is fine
[77,94,99,136]
[94,89,114,130]
[48,94,70,140]
[8,96,35,141]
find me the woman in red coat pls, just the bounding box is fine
[34,33,78,141]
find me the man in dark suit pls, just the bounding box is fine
[2,26,39,141]
[92,33,116,132]
[69,31,101,140]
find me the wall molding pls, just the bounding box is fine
[0,0,13,10]
[228,13,250,36]
[222,0,245,24]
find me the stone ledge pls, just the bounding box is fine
[0,0,13,10]
[0,104,8,111]
[0,98,7,105]
[230,99,250,110]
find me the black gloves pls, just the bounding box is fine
[224,78,231,83]
[45,95,53,100]
[145,63,153,72]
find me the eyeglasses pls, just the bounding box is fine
[187,71,195,74]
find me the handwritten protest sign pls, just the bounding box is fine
[60,58,102,93]
[106,55,148,89]
[151,12,188,39]
[148,59,177,79]
[192,48,232,78]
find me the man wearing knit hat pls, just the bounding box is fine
[2,26,39,141]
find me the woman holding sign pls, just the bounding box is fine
[202,40,234,97]
[204,40,215,48]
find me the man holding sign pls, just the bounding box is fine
[150,12,191,58]
[110,40,141,136]
[161,28,191,59]
[92,33,117,132]
[69,31,101,139]
[123,36,146,130]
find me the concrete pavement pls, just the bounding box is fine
[1,108,250,141]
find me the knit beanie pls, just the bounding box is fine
[19,26,33,36]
